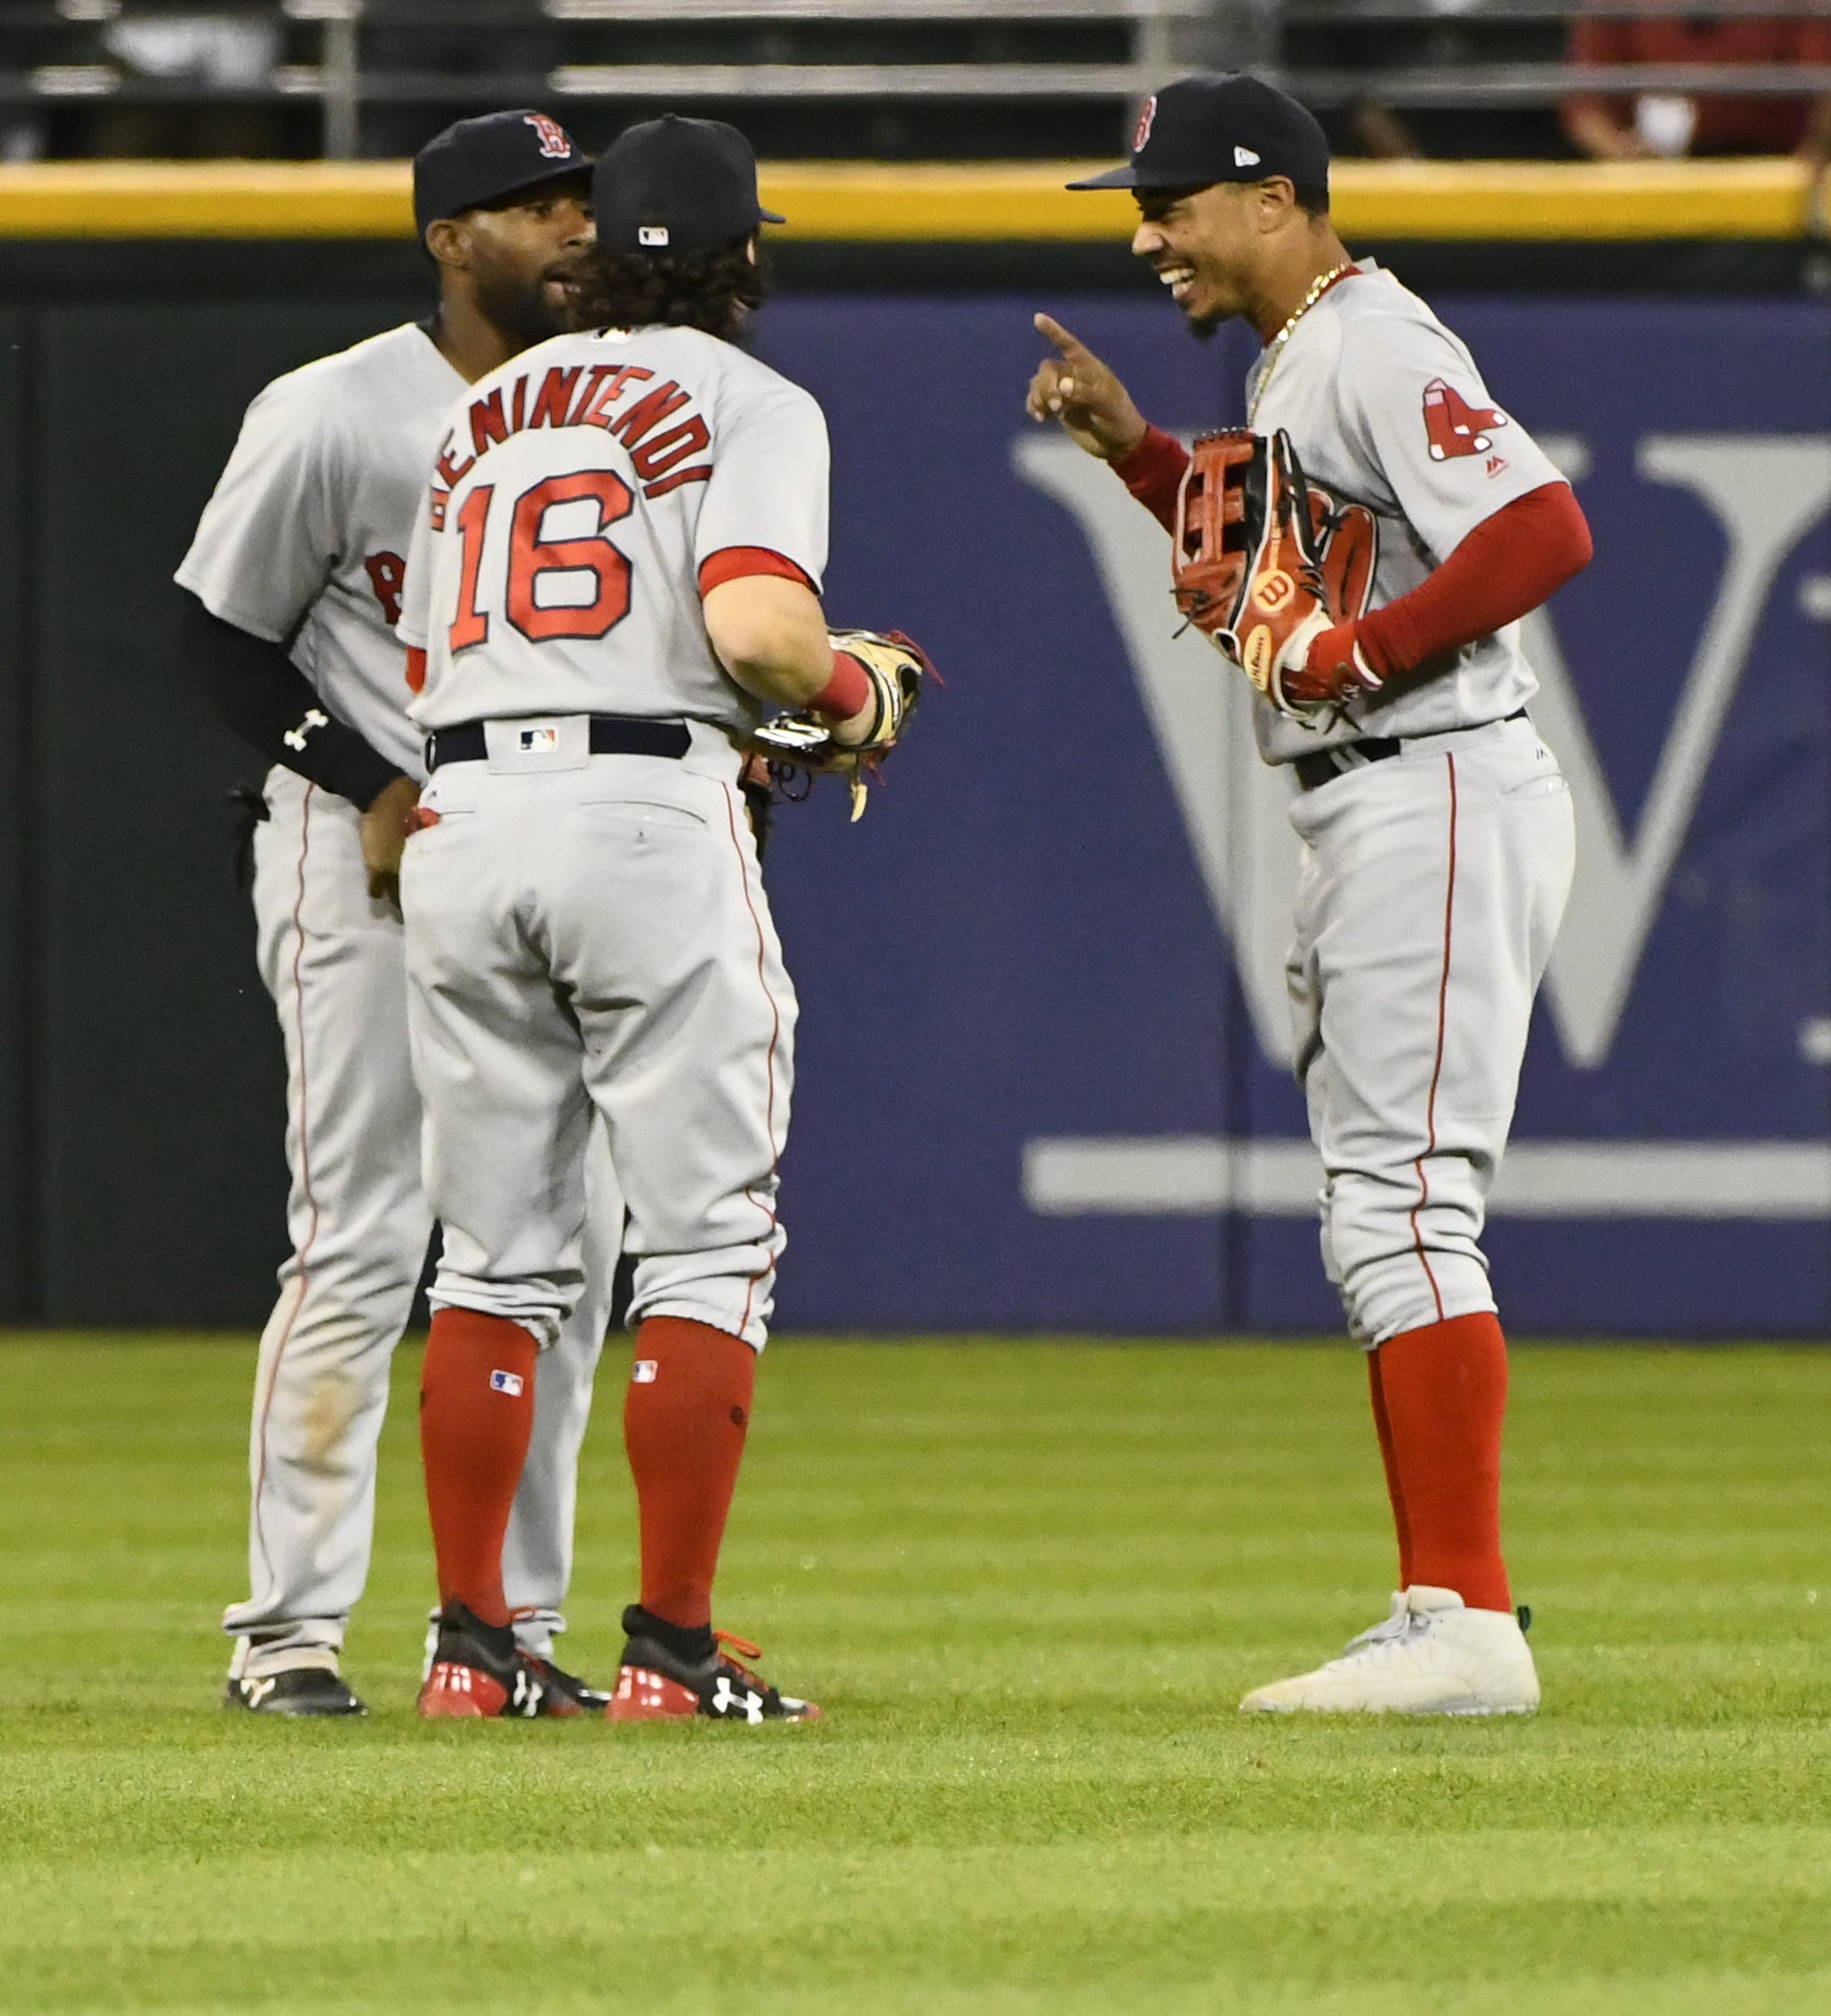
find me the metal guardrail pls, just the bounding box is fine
[4,1,1830,160]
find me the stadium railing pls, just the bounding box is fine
[0,0,1828,161]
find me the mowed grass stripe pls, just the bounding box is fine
[0,1336,1826,2015]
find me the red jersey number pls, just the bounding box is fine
[507,471,634,642]
[446,471,635,655]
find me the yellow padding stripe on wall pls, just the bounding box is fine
[0,157,1816,241]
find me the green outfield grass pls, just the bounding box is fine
[1,1335,1827,2016]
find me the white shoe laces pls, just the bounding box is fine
[1333,1598,1434,1666]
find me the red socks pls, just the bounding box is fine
[623,1315,757,1630]
[1366,1349,1415,1590]
[419,1307,539,1627]
[1369,1311,1511,1612]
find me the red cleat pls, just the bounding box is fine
[602,1606,821,1724]
[415,1602,548,1720]
[418,1659,512,1719]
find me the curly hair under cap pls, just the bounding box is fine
[569,236,769,342]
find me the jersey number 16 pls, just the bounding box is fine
[448,470,634,651]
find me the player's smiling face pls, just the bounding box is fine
[1132,183,1264,338]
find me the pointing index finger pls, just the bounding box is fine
[1033,312,1092,363]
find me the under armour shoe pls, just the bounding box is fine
[525,1653,612,1717]
[420,1606,606,1718]
[417,1602,550,1720]
[224,1666,366,1718]
[1240,1584,1540,1716]
[604,1605,821,1723]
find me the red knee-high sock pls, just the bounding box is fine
[420,1308,539,1627]
[1371,1311,1511,1612]
[623,1315,756,1630]
[1366,1350,1415,1589]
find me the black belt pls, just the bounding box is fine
[1292,709,1527,792]
[425,715,691,771]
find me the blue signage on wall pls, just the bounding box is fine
[745,292,1831,1337]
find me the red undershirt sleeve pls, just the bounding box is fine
[1108,424,1191,535]
[1355,480,1593,682]
[696,545,816,597]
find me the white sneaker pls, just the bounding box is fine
[1239,1585,1540,1716]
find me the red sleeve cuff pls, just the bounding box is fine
[1108,424,1190,535]
[697,546,815,597]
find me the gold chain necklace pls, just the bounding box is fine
[1247,261,1354,425]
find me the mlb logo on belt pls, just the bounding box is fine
[519,726,559,754]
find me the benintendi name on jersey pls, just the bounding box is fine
[430,350,715,527]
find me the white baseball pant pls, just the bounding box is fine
[1286,715,1576,1347]
[224,766,620,1680]
[400,725,792,1356]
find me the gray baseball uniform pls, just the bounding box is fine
[178,322,623,1679]
[1247,263,1576,1345]
[397,323,828,1351]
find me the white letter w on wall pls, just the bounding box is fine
[1015,431,1831,1071]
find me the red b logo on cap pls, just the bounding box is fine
[1133,95,1157,153]
[523,113,572,161]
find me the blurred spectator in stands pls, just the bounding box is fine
[1563,7,1831,165]
[359,0,562,158]
[91,10,283,157]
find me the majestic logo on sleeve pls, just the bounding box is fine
[1132,96,1157,151]
[523,113,573,160]
[1423,379,1509,461]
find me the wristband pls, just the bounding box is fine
[810,648,873,725]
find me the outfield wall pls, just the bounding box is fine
[0,165,1826,1331]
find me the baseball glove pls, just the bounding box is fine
[750,627,930,822]
[1172,428,1378,721]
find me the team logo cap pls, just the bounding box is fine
[593,115,784,258]
[413,109,589,239]
[1067,73,1329,198]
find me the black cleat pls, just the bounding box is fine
[604,1605,821,1723]
[524,1653,612,1717]
[419,1602,549,1720]
[225,1666,367,1717]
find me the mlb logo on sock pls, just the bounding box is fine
[489,1369,524,1396]
[632,1360,659,1384]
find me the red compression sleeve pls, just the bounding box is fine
[1356,481,1592,683]
[1108,424,1191,534]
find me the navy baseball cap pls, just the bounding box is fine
[592,116,784,256]
[413,110,590,239]
[1067,74,1330,198]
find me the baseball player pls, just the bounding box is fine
[396,114,922,1722]
[177,110,623,1717]
[1028,74,1592,1712]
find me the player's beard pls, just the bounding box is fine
[1185,303,1225,342]
[475,264,572,348]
